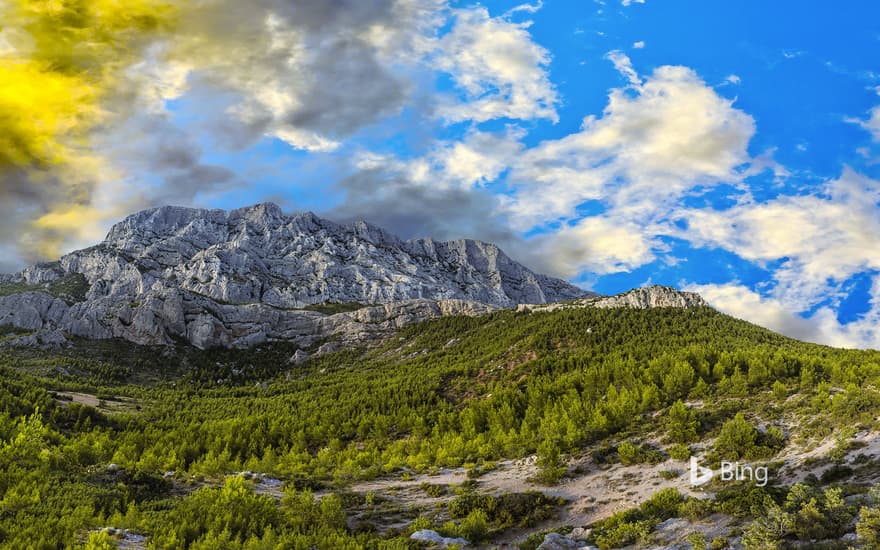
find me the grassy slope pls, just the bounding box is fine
[2,305,880,547]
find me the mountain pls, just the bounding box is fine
[0,203,593,349]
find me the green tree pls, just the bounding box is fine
[458,509,489,543]
[666,400,698,443]
[715,413,757,460]
[535,439,566,485]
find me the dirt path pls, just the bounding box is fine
[54,391,142,414]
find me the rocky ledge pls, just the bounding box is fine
[516,285,708,313]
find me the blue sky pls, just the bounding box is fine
[4,0,880,348]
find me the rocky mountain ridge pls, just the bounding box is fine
[0,203,709,350]
[516,285,708,313]
[1,203,586,349]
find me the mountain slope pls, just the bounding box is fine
[3,303,880,548]
[0,203,591,348]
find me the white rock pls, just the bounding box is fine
[410,529,469,547]
[289,349,310,364]
[536,533,585,550]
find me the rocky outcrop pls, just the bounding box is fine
[0,203,586,349]
[516,285,708,314]
[589,286,707,309]
[536,533,597,550]
[409,530,469,548]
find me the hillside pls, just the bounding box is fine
[3,303,880,548]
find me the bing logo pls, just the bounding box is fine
[689,456,768,487]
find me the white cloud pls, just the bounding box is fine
[606,50,641,86]
[433,6,559,123]
[353,127,525,190]
[632,40,645,49]
[682,169,880,310]
[688,281,880,350]
[863,105,880,142]
[621,0,645,5]
[532,216,656,276]
[504,1,544,16]
[503,57,755,233]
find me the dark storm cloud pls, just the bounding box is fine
[281,38,406,137]
[323,169,566,277]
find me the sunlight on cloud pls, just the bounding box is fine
[687,280,880,350]
[0,0,179,261]
[535,216,655,276]
[682,169,880,311]
[433,6,559,123]
[864,105,880,142]
[505,53,754,230]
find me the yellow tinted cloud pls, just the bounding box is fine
[0,61,96,168]
[0,0,179,258]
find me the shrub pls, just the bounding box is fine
[595,520,653,549]
[820,463,853,484]
[666,400,698,443]
[408,516,433,534]
[687,531,707,550]
[458,509,489,542]
[641,487,685,520]
[715,413,757,460]
[857,506,880,547]
[421,483,447,498]
[771,380,787,401]
[535,440,566,484]
[617,441,642,465]
[448,492,494,519]
[668,444,691,461]
[679,497,714,521]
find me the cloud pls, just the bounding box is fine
[528,216,655,276]
[337,53,756,279]
[167,0,437,152]
[2,0,570,270]
[682,169,880,310]
[688,281,880,350]
[0,0,453,268]
[503,56,755,235]
[862,105,880,142]
[326,167,519,248]
[621,0,645,5]
[0,0,180,260]
[432,5,559,123]
[633,41,645,49]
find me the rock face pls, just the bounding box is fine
[589,286,708,309]
[516,285,708,314]
[0,203,589,349]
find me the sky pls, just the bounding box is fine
[1,0,879,349]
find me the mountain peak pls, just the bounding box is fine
[229,202,285,222]
[1,203,593,348]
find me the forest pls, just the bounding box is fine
[2,305,880,548]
